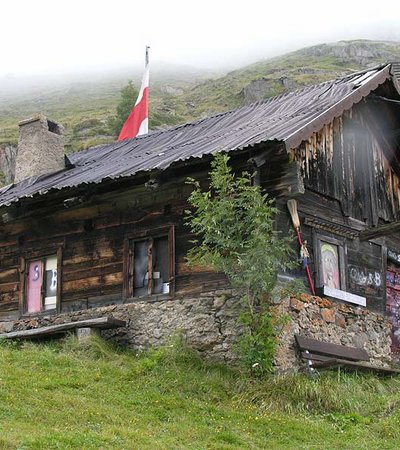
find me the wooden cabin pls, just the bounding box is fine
[1,63,400,353]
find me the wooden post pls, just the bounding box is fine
[147,238,153,295]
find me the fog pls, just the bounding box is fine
[1,0,400,80]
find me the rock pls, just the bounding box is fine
[300,293,311,302]
[241,78,275,104]
[316,297,333,308]
[321,308,335,323]
[338,304,353,314]
[352,333,369,348]
[290,298,304,312]
[213,296,226,309]
[53,317,65,325]
[27,320,39,329]
[367,330,379,342]
[335,313,346,328]
[0,321,13,333]
[279,77,297,91]
[161,85,184,96]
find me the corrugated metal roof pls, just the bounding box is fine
[0,63,395,208]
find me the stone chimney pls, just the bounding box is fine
[14,115,65,183]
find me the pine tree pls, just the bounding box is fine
[108,81,138,137]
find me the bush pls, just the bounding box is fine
[186,153,296,374]
[108,81,139,137]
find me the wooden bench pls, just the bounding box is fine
[295,334,400,376]
[0,317,126,340]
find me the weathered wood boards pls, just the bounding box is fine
[292,108,400,226]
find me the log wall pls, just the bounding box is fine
[1,98,400,321]
[0,168,228,322]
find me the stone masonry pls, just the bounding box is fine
[274,293,393,372]
[0,291,394,371]
[14,115,65,183]
[3,290,244,363]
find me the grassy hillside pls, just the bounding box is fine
[1,40,400,153]
[0,66,212,153]
[1,335,400,449]
[176,40,400,117]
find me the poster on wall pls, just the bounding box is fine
[27,260,43,313]
[320,242,340,289]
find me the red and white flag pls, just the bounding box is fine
[118,46,150,141]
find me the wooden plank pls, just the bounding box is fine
[0,269,19,284]
[312,358,400,375]
[62,262,123,282]
[300,352,335,362]
[0,300,19,312]
[61,284,121,303]
[168,225,176,296]
[62,256,120,272]
[87,293,123,309]
[0,282,19,294]
[295,335,369,361]
[56,247,62,314]
[359,220,400,241]
[62,272,123,293]
[147,238,153,295]
[19,256,25,316]
[122,238,133,299]
[0,317,126,340]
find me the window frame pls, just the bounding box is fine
[20,247,62,317]
[123,226,175,301]
[314,234,347,291]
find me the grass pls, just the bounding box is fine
[0,335,400,449]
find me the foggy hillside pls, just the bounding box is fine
[1,39,400,161]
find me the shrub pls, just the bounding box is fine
[186,153,296,373]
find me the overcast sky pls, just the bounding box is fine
[1,0,400,77]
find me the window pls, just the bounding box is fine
[124,228,174,299]
[315,235,346,291]
[24,254,59,313]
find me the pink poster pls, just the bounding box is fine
[27,260,43,313]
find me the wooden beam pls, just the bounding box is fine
[359,220,400,240]
[0,317,126,340]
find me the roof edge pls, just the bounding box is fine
[284,64,392,150]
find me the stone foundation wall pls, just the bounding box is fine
[0,291,394,371]
[1,290,244,362]
[274,294,393,372]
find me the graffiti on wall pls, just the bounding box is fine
[388,249,400,265]
[348,265,383,296]
[348,265,382,287]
